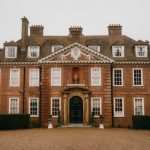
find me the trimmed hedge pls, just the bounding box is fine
[132,115,150,130]
[0,114,30,130]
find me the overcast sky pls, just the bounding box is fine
[0,0,150,48]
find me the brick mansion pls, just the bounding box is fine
[0,17,150,127]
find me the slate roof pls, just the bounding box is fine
[0,33,150,63]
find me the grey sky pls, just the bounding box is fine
[0,0,150,48]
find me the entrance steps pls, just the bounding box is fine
[62,124,91,128]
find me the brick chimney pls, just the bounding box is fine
[69,26,83,36]
[108,24,122,36]
[21,16,29,51]
[30,25,44,36]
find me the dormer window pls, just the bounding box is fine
[135,46,147,57]
[112,46,124,57]
[5,46,17,58]
[52,45,63,52]
[88,45,100,52]
[28,46,40,58]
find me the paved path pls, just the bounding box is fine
[0,128,150,150]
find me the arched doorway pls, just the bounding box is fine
[70,96,83,123]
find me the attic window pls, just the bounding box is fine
[52,45,63,52]
[88,45,100,52]
[5,46,17,58]
[28,46,40,58]
[112,46,124,57]
[135,46,147,57]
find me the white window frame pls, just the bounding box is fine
[52,45,63,52]
[91,97,102,117]
[112,46,124,57]
[10,69,20,86]
[9,98,19,114]
[133,68,143,86]
[134,97,144,115]
[51,68,61,86]
[135,46,147,57]
[28,46,40,58]
[51,97,61,117]
[113,68,123,86]
[88,45,100,52]
[114,97,124,117]
[29,69,39,87]
[5,46,17,58]
[91,68,101,86]
[29,98,39,117]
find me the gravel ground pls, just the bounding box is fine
[0,128,150,150]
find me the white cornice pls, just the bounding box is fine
[114,61,150,65]
[39,60,112,64]
[0,62,39,65]
[0,61,150,65]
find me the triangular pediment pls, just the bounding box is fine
[39,42,114,64]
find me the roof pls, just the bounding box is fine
[0,34,150,64]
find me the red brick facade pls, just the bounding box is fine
[0,17,150,128]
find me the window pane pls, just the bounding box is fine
[51,68,61,86]
[136,46,147,57]
[6,46,17,58]
[92,98,101,116]
[134,69,142,85]
[114,69,122,85]
[30,69,39,86]
[114,98,124,117]
[112,46,124,57]
[88,46,100,52]
[91,68,101,86]
[51,98,60,116]
[10,69,20,86]
[134,98,144,115]
[30,99,38,116]
[28,46,39,58]
[52,45,63,52]
[10,99,19,114]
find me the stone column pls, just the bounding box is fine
[64,98,67,125]
[85,98,89,125]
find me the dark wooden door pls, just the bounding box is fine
[70,96,83,123]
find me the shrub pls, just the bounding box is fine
[132,115,150,130]
[0,114,30,130]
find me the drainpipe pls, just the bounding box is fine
[39,65,42,127]
[22,65,26,114]
[111,63,114,127]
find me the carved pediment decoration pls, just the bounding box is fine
[39,42,114,63]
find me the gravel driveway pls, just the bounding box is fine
[0,128,150,150]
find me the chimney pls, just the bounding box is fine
[30,25,44,36]
[21,16,29,50]
[69,26,83,36]
[108,24,122,36]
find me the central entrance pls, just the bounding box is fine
[70,96,83,123]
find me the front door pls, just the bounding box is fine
[70,96,83,123]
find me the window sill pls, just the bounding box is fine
[30,115,39,118]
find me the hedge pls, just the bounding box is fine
[0,114,30,130]
[132,115,150,130]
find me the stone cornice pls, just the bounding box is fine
[114,61,150,65]
[0,61,150,65]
